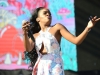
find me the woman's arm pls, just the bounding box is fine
[58,24,90,45]
[23,33,34,52]
[22,21,34,52]
[58,16,100,45]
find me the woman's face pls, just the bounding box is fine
[37,8,52,26]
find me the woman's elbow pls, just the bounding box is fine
[74,41,82,45]
[25,45,34,52]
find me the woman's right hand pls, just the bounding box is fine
[22,20,30,35]
[22,20,34,51]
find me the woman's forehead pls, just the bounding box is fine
[39,8,50,12]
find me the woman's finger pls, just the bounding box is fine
[95,18,100,21]
[22,23,30,28]
[93,16,97,19]
[91,16,97,21]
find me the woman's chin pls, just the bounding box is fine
[46,21,51,26]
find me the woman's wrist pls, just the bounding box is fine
[87,28,91,32]
[23,31,28,35]
[86,27,91,32]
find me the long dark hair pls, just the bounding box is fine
[28,7,45,34]
[24,7,45,68]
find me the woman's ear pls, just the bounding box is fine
[36,18,40,22]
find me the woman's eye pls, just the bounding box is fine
[43,11,51,15]
[44,12,47,14]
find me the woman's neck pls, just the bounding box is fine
[39,22,51,32]
[41,26,49,32]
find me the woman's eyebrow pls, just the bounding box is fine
[43,10,51,15]
[43,10,49,12]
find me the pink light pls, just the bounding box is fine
[58,8,70,15]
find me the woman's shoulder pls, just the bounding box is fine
[51,23,65,30]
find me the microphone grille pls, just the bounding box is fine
[22,20,27,24]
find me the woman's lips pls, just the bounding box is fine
[47,16,51,19]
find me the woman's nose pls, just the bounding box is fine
[46,13,50,16]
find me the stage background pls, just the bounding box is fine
[0,0,100,75]
[75,0,100,75]
[0,0,77,74]
[76,0,100,72]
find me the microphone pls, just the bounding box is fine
[22,20,27,24]
[22,20,34,29]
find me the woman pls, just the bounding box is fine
[22,7,100,75]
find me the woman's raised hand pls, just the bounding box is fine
[87,16,100,29]
[22,20,30,34]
